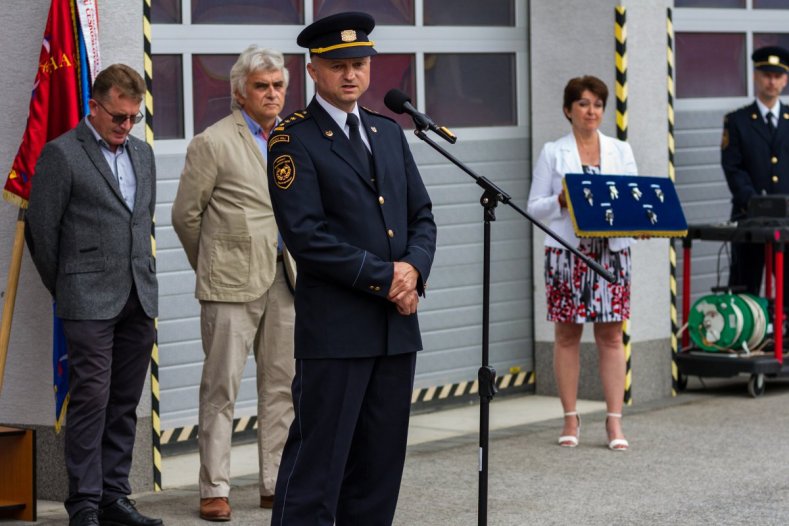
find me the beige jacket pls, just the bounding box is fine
[172,109,296,302]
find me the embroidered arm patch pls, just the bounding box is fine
[273,155,296,189]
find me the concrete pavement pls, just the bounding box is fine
[9,376,789,525]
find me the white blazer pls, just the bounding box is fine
[527,131,638,251]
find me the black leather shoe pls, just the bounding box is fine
[99,497,163,526]
[68,508,99,526]
[70,508,100,526]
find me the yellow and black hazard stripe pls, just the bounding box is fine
[666,7,681,397]
[623,319,632,405]
[615,6,628,142]
[143,0,162,492]
[615,6,633,405]
[411,369,534,410]
[159,370,535,449]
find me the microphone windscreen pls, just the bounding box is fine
[384,89,411,114]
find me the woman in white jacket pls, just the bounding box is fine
[527,76,636,451]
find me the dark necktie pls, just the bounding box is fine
[767,112,776,136]
[346,113,369,164]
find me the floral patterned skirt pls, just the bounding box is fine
[544,239,631,323]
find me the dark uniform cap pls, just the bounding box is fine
[752,46,789,74]
[297,11,377,59]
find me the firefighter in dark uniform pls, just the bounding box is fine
[722,45,789,297]
[266,11,437,526]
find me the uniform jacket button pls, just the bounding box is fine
[387,229,394,238]
[378,196,385,205]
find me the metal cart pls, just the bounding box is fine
[678,222,789,397]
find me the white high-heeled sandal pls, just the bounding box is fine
[606,413,629,451]
[558,411,581,447]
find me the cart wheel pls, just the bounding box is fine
[676,372,688,392]
[747,374,766,398]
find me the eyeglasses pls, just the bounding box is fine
[93,99,144,125]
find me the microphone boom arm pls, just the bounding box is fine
[412,129,616,283]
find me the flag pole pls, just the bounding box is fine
[0,208,26,396]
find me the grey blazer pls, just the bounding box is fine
[25,119,158,320]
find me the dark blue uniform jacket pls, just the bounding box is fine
[722,101,789,219]
[267,98,437,360]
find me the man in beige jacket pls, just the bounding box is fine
[171,45,296,522]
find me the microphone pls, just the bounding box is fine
[383,89,457,144]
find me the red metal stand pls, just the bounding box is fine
[682,240,692,349]
[774,233,783,364]
[676,224,789,397]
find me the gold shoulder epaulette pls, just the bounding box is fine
[273,110,310,133]
[361,106,395,123]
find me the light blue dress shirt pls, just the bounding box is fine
[240,109,280,164]
[241,109,283,251]
[84,117,136,211]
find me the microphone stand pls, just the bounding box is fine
[412,129,614,526]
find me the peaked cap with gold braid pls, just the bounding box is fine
[752,45,789,74]
[297,11,377,59]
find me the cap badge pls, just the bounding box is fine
[769,55,780,65]
[341,29,357,42]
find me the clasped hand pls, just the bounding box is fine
[388,261,419,315]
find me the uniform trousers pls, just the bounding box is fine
[272,351,417,526]
[198,262,295,498]
[730,241,789,302]
[61,287,155,518]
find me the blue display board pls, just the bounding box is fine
[562,173,688,238]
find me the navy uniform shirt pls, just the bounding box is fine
[267,97,437,359]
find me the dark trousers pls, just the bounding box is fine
[272,352,416,526]
[730,241,789,301]
[61,288,155,518]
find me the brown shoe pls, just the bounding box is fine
[260,495,275,509]
[200,497,231,522]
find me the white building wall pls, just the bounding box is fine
[530,0,673,401]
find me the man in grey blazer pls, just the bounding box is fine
[171,46,296,522]
[25,64,161,526]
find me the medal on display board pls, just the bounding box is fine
[561,173,688,238]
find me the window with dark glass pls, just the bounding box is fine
[753,33,789,52]
[676,32,746,98]
[152,55,184,139]
[152,0,181,24]
[314,0,414,25]
[192,54,305,135]
[674,0,744,7]
[192,0,302,25]
[424,53,516,127]
[358,54,415,129]
[754,0,789,9]
[424,0,514,26]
